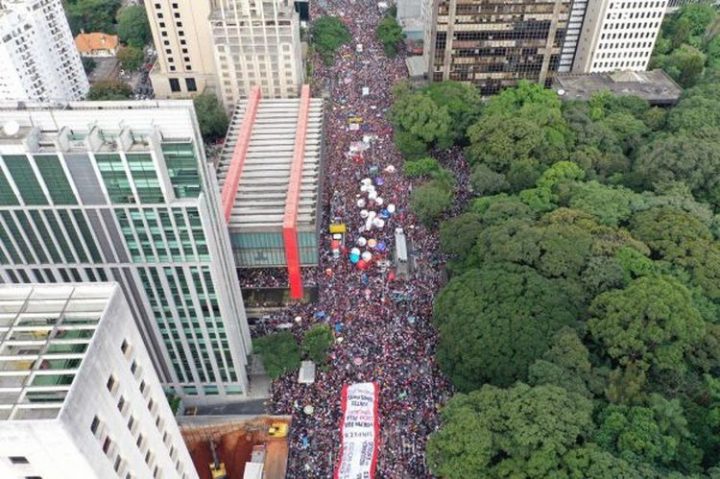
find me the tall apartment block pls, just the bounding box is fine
[0,0,88,101]
[572,0,668,73]
[0,101,252,404]
[210,0,304,109]
[0,283,198,479]
[427,0,574,95]
[146,0,219,99]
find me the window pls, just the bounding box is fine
[106,375,118,394]
[169,78,181,92]
[121,340,130,356]
[117,396,126,414]
[25,476,42,479]
[10,456,29,464]
[90,416,100,435]
[185,78,197,92]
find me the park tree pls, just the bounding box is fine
[311,16,351,65]
[423,81,481,144]
[439,213,483,271]
[116,5,151,48]
[470,164,509,195]
[65,0,121,35]
[301,324,334,365]
[252,331,301,379]
[528,327,596,398]
[117,45,144,71]
[426,383,594,479]
[82,57,97,75]
[632,134,720,205]
[566,181,644,226]
[657,44,707,87]
[193,93,229,144]
[588,275,705,376]
[666,96,720,139]
[87,80,132,100]
[376,15,404,57]
[389,88,452,156]
[403,157,440,178]
[409,181,452,226]
[434,265,578,390]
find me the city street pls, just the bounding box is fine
[266,0,453,477]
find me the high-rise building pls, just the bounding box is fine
[146,0,219,99]
[572,0,668,73]
[0,101,252,404]
[0,0,89,101]
[426,0,574,95]
[0,283,199,479]
[210,0,304,109]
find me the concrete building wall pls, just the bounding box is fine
[60,286,198,479]
[572,0,668,73]
[0,0,88,101]
[0,421,96,478]
[211,0,304,109]
[428,0,573,94]
[147,0,219,98]
[0,102,252,404]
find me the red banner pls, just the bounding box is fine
[334,382,380,479]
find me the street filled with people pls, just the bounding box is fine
[265,0,454,477]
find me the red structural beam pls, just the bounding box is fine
[220,87,262,223]
[283,85,311,300]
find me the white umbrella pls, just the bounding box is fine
[387,204,396,214]
[357,198,366,208]
[360,209,369,218]
[303,405,315,415]
[356,237,367,247]
[368,191,378,200]
[361,251,372,261]
[361,178,372,186]
[375,197,384,206]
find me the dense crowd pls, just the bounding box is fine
[264,1,454,477]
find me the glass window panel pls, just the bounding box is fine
[3,155,47,205]
[34,155,77,205]
[95,154,135,204]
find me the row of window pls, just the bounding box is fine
[596,49,651,60]
[593,60,647,69]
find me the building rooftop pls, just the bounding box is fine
[74,32,118,54]
[0,284,114,421]
[216,91,323,230]
[552,69,683,106]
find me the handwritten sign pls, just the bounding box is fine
[334,382,379,479]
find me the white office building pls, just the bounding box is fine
[0,0,89,101]
[0,101,252,404]
[572,0,669,73]
[210,0,304,110]
[0,283,199,479]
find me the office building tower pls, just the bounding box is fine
[558,0,588,72]
[0,0,89,101]
[572,0,668,73]
[427,0,574,95]
[210,0,304,109]
[0,101,252,404]
[147,0,219,99]
[0,283,199,479]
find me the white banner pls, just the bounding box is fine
[334,382,379,479]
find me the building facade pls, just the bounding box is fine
[210,0,304,110]
[572,0,668,73]
[147,0,219,99]
[427,0,574,94]
[0,0,89,101]
[0,283,199,479]
[0,101,252,404]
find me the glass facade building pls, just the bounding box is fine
[428,0,574,95]
[0,101,251,404]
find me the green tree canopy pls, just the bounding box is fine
[87,80,132,100]
[588,275,705,375]
[252,331,301,379]
[116,5,151,48]
[311,16,351,65]
[376,15,404,57]
[426,383,594,479]
[65,0,121,36]
[301,324,334,364]
[434,265,578,390]
[409,181,452,226]
[193,93,229,144]
[117,45,144,71]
